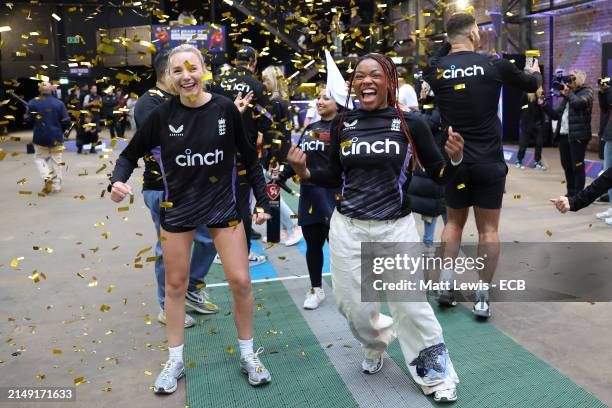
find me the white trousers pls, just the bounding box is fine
[34,145,63,188]
[329,210,459,394]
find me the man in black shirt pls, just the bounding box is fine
[133,50,219,327]
[424,13,540,318]
[211,46,273,263]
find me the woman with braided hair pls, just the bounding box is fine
[287,53,464,402]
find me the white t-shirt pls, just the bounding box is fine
[398,83,418,108]
[305,98,321,123]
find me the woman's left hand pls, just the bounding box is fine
[444,126,464,163]
[549,196,570,213]
[234,91,254,113]
[252,212,271,225]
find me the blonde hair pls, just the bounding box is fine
[527,86,543,103]
[165,44,208,77]
[262,65,288,100]
[570,69,586,84]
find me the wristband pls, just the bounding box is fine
[450,155,463,166]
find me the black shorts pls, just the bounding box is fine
[445,161,508,210]
[160,218,242,233]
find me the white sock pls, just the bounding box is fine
[238,338,254,357]
[168,344,184,362]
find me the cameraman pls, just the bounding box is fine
[596,79,612,223]
[541,70,594,197]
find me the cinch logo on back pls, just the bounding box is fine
[442,64,485,79]
[300,139,325,152]
[169,124,183,137]
[341,137,400,156]
[175,148,224,167]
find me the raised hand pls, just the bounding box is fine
[445,126,464,164]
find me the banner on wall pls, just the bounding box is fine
[152,25,226,52]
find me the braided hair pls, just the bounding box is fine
[338,53,420,165]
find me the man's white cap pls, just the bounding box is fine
[325,49,353,109]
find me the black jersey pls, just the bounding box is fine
[424,43,540,163]
[111,94,269,229]
[309,107,458,221]
[281,119,334,186]
[210,67,272,145]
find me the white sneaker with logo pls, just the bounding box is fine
[303,287,325,310]
[605,217,612,226]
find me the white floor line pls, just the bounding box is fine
[206,272,331,287]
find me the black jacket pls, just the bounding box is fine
[544,86,594,142]
[599,88,612,142]
[520,94,545,132]
[570,166,612,211]
[407,103,446,217]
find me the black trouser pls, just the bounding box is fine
[236,178,253,253]
[105,115,117,138]
[559,133,587,197]
[517,125,543,163]
[116,115,126,138]
[302,223,329,288]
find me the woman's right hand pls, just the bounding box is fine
[286,144,310,180]
[110,181,132,203]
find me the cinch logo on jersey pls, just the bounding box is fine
[300,139,325,152]
[341,137,400,156]
[442,64,485,79]
[169,124,183,137]
[175,148,224,167]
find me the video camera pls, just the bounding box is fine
[551,72,575,91]
[598,77,610,87]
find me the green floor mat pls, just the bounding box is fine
[184,279,358,408]
[384,302,606,407]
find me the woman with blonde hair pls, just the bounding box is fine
[516,86,546,170]
[109,44,272,394]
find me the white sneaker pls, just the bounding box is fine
[303,287,325,309]
[433,386,458,402]
[248,251,267,266]
[157,309,196,328]
[605,217,612,226]
[596,208,612,220]
[284,227,303,247]
[362,354,384,374]
[213,254,222,264]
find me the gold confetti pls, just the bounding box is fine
[144,371,152,376]
[73,377,86,386]
[209,176,218,183]
[101,232,110,239]
[88,278,98,287]
[94,222,105,228]
[95,164,107,174]
[107,285,114,293]
[340,140,352,148]
[343,344,353,348]
[545,230,552,237]
[454,84,466,90]
[102,387,112,392]
[117,207,129,212]
[52,349,62,355]
[187,362,196,369]
[160,201,173,208]
[237,170,247,176]
[227,345,235,354]
[36,374,45,380]
[290,214,299,219]
[278,256,286,260]
[144,314,152,325]
[145,256,159,262]
[99,305,111,312]
[10,257,24,268]
[228,220,240,227]
[19,190,32,195]
[456,183,466,190]
[513,194,521,199]
[521,105,528,110]
[129,194,135,205]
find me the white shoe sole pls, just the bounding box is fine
[473,305,491,318]
[240,368,271,386]
[153,371,185,394]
